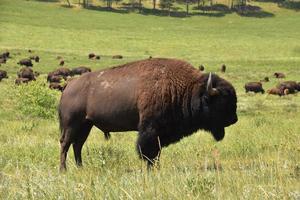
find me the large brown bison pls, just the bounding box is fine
[244,82,265,93]
[58,58,238,171]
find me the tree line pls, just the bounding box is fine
[65,0,250,15]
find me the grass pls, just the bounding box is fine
[0,0,300,199]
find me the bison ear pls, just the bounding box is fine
[207,73,219,96]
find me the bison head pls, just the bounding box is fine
[192,73,238,141]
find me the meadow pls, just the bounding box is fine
[0,0,300,199]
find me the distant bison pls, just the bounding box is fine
[221,64,226,73]
[245,82,265,93]
[260,77,269,82]
[15,78,30,85]
[95,55,100,60]
[48,67,71,81]
[198,65,205,71]
[71,66,91,76]
[17,67,36,81]
[0,70,8,81]
[112,55,123,59]
[88,53,96,59]
[277,81,299,94]
[49,82,65,91]
[18,58,33,67]
[59,60,65,66]
[0,51,10,59]
[48,75,63,83]
[267,87,285,96]
[274,72,285,79]
[0,58,6,64]
[58,58,238,171]
[29,55,40,63]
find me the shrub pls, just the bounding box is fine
[12,79,59,119]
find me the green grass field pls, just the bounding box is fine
[0,0,300,199]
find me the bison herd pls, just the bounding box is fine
[0,50,123,91]
[245,73,300,96]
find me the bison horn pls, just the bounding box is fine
[207,73,218,96]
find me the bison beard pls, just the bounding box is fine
[58,58,238,171]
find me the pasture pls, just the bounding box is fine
[0,0,300,199]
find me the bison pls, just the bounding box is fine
[198,65,205,71]
[71,66,91,76]
[58,58,238,171]
[244,82,265,94]
[277,81,299,94]
[95,55,100,60]
[59,60,65,66]
[112,55,123,59]
[274,72,285,79]
[49,82,65,91]
[15,78,30,85]
[267,87,285,96]
[0,58,6,64]
[18,58,33,67]
[88,53,96,59]
[221,64,226,73]
[0,51,10,59]
[18,67,36,81]
[48,75,63,83]
[48,67,71,81]
[0,70,8,81]
[29,55,40,63]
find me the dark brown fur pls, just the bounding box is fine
[244,82,265,93]
[88,53,95,59]
[0,70,8,80]
[58,58,238,171]
[49,82,64,91]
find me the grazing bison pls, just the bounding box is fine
[0,51,10,59]
[71,66,91,76]
[198,65,205,71]
[274,72,285,79]
[58,58,238,171]
[221,64,226,73]
[48,67,71,81]
[267,87,285,96]
[0,58,6,64]
[18,58,33,67]
[278,81,298,94]
[18,67,36,81]
[48,75,63,83]
[29,55,40,63]
[59,60,65,66]
[95,55,100,60]
[15,78,30,85]
[245,82,265,93]
[49,82,65,91]
[112,55,123,59]
[0,70,8,81]
[260,77,269,82]
[88,53,96,59]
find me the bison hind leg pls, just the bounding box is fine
[72,121,93,168]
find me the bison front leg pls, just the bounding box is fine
[136,132,161,168]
